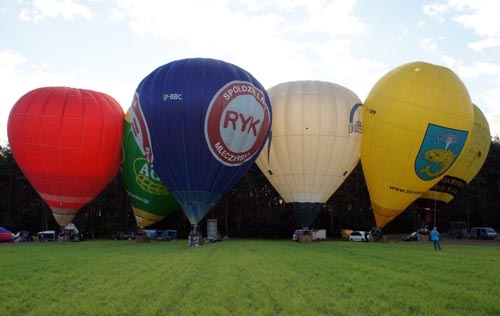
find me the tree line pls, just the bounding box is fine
[1,138,499,239]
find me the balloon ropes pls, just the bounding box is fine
[256,80,362,228]
[131,58,272,230]
[8,87,124,227]
[361,61,474,229]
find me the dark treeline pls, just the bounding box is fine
[1,138,500,239]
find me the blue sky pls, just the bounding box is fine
[1,0,500,145]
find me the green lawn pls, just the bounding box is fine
[1,239,499,316]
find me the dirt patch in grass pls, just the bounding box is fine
[442,238,500,247]
[402,237,500,247]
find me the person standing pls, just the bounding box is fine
[430,226,442,250]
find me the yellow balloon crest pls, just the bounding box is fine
[420,104,490,203]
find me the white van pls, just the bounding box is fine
[37,230,56,241]
[470,227,497,240]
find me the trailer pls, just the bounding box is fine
[293,229,326,242]
[312,229,326,241]
[37,230,56,242]
[205,219,220,242]
[156,230,177,241]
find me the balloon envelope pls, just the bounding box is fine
[255,80,362,227]
[0,227,15,243]
[131,58,272,225]
[121,107,179,228]
[419,104,490,203]
[361,62,474,228]
[7,87,124,226]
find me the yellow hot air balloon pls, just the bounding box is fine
[419,104,490,203]
[361,61,474,228]
[256,80,362,228]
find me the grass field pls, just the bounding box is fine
[1,238,500,316]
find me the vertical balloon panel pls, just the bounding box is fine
[361,62,474,228]
[419,104,490,203]
[7,87,124,226]
[132,58,271,225]
[121,108,180,228]
[256,81,362,228]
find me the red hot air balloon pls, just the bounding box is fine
[7,87,124,227]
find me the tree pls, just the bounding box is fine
[1,138,500,238]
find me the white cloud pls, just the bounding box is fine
[0,50,26,71]
[292,0,365,37]
[306,38,385,99]
[477,81,500,137]
[19,0,93,22]
[113,0,233,40]
[420,2,500,138]
[440,55,457,68]
[110,0,373,92]
[457,61,500,78]
[423,2,449,23]
[424,1,500,52]
[398,25,408,41]
[0,0,382,145]
[0,49,135,145]
[449,1,500,38]
[421,37,439,52]
[419,37,458,69]
[113,0,365,45]
[469,38,500,52]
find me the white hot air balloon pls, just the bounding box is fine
[256,80,362,228]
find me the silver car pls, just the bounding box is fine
[349,231,370,242]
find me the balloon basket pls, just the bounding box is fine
[298,234,312,243]
[135,234,149,243]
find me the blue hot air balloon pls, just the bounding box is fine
[130,58,272,227]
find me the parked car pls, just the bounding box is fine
[157,230,177,241]
[37,230,57,242]
[292,229,312,242]
[417,226,429,235]
[15,230,33,242]
[449,221,468,239]
[112,231,136,240]
[349,231,370,242]
[402,231,421,241]
[469,227,497,240]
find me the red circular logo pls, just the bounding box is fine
[205,81,271,166]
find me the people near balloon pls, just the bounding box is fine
[187,226,202,247]
[131,58,272,236]
[7,87,124,230]
[121,107,180,232]
[256,80,362,229]
[429,226,442,250]
[361,61,475,230]
[188,229,196,247]
[370,227,384,242]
